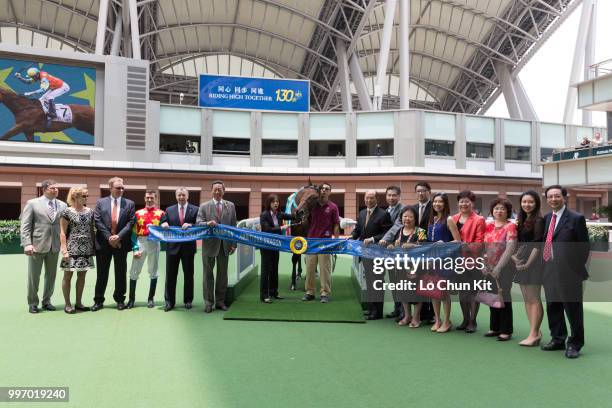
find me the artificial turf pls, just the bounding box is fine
[1,251,612,408]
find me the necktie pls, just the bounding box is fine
[111,198,118,234]
[179,205,185,225]
[47,200,56,221]
[543,213,557,262]
[216,202,222,218]
[365,209,372,226]
[419,204,424,222]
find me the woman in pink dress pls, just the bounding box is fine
[483,198,517,341]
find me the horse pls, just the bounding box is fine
[0,88,94,142]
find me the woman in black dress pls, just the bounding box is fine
[387,206,427,327]
[511,190,545,346]
[259,194,293,303]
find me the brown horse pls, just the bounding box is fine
[286,182,328,290]
[0,88,94,142]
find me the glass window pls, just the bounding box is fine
[540,147,555,162]
[357,139,393,156]
[212,137,250,155]
[262,140,298,155]
[466,142,494,159]
[160,134,200,153]
[425,140,454,156]
[309,140,345,157]
[505,146,530,161]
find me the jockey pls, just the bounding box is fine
[15,67,70,119]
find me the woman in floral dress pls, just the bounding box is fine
[59,187,95,314]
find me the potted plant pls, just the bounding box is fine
[0,220,22,254]
[596,205,612,222]
[588,224,609,252]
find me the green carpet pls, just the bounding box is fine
[2,251,612,408]
[223,255,364,323]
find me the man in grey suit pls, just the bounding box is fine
[20,179,67,313]
[197,180,237,313]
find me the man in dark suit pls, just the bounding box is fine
[377,186,404,320]
[540,185,590,359]
[160,187,199,312]
[93,177,136,311]
[352,190,392,320]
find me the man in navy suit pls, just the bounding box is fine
[93,177,136,311]
[540,185,590,359]
[160,187,199,312]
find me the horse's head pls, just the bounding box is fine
[294,185,320,224]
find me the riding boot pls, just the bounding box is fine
[127,279,137,309]
[148,278,157,302]
[47,100,57,118]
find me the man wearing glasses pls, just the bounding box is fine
[92,177,135,311]
[302,182,340,303]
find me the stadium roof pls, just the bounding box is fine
[0,0,582,112]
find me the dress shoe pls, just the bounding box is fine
[366,314,381,321]
[184,302,193,310]
[42,304,56,311]
[497,334,512,341]
[272,295,284,300]
[204,304,213,313]
[64,306,76,314]
[126,300,135,309]
[29,305,39,314]
[91,303,104,312]
[75,304,90,312]
[164,302,174,312]
[386,310,400,319]
[117,302,126,310]
[216,303,228,311]
[465,323,477,334]
[262,298,272,304]
[302,294,315,301]
[147,299,155,308]
[541,341,566,351]
[484,331,500,338]
[565,346,580,359]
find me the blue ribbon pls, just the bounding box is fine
[148,225,461,260]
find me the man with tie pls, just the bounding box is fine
[92,177,136,311]
[352,190,392,320]
[197,181,237,313]
[20,179,67,313]
[540,185,590,359]
[160,187,199,312]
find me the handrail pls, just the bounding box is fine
[589,59,612,78]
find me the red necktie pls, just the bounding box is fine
[543,213,557,262]
[111,198,118,234]
[216,202,222,218]
[179,205,185,225]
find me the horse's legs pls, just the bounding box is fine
[297,255,302,278]
[290,254,298,290]
[0,125,25,141]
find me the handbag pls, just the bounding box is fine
[475,278,504,308]
[416,274,445,300]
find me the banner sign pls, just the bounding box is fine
[0,57,96,145]
[198,74,309,112]
[553,145,612,162]
[148,225,461,261]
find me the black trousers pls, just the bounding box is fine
[543,262,584,349]
[165,251,195,305]
[490,302,513,334]
[362,258,384,317]
[95,249,128,304]
[260,249,280,300]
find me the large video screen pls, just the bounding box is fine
[0,57,95,145]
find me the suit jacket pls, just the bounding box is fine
[543,208,590,281]
[94,196,136,253]
[20,196,67,253]
[260,211,293,235]
[413,201,433,230]
[351,206,392,243]
[160,203,199,255]
[197,199,237,257]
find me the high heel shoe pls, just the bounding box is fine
[436,322,452,333]
[398,318,409,326]
[519,337,542,347]
[430,321,441,332]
